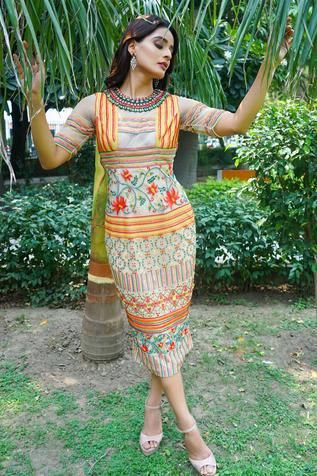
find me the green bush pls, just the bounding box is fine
[236,99,317,292]
[186,177,246,200]
[1,177,311,305]
[191,193,284,292]
[0,181,92,305]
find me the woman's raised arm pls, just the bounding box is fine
[13,42,95,170]
[222,19,293,135]
[179,19,293,138]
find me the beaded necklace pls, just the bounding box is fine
[104,86,169,112]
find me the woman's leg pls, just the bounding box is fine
[147,372,164,405]
[141,373,164,450]
[160,370,215,476]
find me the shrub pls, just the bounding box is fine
[186,177,246,201]
[191,193,284,292]
[236,99,317,295]
[0,181,92,305]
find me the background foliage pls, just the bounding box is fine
[1,178,314,306]
[0,182,92,305]
[236,99,317,292]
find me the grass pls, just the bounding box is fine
[0,300,316,475]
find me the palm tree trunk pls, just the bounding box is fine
[10,100,29,177]
[81,148,125,361]
[174,130,198,188]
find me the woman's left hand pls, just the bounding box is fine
[277,17,294,64]
[266,16,294,67]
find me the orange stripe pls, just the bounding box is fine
[127,304,189,323]
[105,220,194,239]
[103,95,109,150]
[105,203,193,225]
[171,96,180,147]
[95,93,102,151]
[105,213,194,233]
[165,97,171,148]
[125,299,191,320]
[126,304,189,332]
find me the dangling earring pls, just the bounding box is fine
[153,79,159,88]
[130,54,137,71]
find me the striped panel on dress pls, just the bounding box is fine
[100,147,176,168]
[105,203,194,238]
[156,94,180,148]
[95,92,118,151]
[111,257,195,293]
[54,113,95,156]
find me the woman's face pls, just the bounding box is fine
[129,26,175,80]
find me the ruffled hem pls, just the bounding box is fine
[131,332,193,377]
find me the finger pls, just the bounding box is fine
[22,40,29,55]
[13,54,23,74]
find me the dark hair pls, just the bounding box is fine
[105,14,179,91]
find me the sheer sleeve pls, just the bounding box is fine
[177,95,227,138]
[54,94,96,159]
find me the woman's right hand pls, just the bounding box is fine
[13,41,46,102]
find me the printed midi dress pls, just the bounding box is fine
[54,88,226,377]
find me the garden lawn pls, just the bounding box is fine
[0,293,316,475]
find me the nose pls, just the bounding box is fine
[164,48,172,61]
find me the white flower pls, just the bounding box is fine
[224,50,232,61]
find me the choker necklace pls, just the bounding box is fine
[104,87,168,112]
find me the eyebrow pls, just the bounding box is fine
[153,36,174,51]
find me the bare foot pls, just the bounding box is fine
[141,403,162,450]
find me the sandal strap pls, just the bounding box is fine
[145,403,161,409]
[145,398,163,409]
[176,417,197,433]
[140,431,163,445]
[189,451,217,473]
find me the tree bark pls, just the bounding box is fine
[173,130,198,188]
[10,100,30,176]
[81,147,125,361]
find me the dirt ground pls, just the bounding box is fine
[0,292,316,399]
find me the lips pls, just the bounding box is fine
[158,62,168,69]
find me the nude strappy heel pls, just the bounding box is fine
[139,401,163,456]
[176,416,217,475]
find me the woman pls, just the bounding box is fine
[14,13,292,476]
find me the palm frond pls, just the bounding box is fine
[1,0,316,184]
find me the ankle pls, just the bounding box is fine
[146,395,162,408]
[176,413,195,431]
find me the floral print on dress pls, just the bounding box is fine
[130,320,192,355]
[164,187,180,209]
[106,165,189,216]
[147,183,158,196]
[121,169,132,181]
[112,196,128,215]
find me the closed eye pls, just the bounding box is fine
[154,42,173,53]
